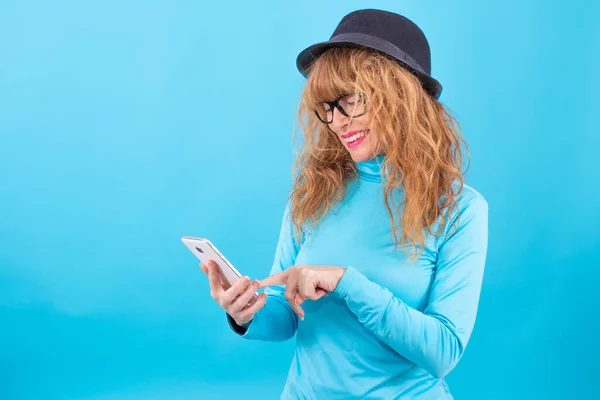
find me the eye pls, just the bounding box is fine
[341,93,364,106]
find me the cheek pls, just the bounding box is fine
[367,132,378,145]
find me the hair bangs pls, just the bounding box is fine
[303,47,364,108]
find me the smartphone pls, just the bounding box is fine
[181,236,259,305]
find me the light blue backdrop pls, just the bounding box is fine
[1,1,598,399]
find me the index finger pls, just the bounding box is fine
[257,271,289,288]
[207,260,224,296]
[199,262,208,275]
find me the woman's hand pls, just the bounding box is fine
[257,265,346,320]
[200,260,267,326]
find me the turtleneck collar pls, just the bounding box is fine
[356,154,386,182]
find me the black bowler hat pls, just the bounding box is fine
[296,9,443,100]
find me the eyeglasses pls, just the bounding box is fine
[313,93,367,124]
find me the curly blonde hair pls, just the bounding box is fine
[290,47,469,261]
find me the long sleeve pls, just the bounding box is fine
[226,202,301,341]
[332,195,489,378]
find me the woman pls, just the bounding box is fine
[200,9,488,400]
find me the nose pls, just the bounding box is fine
[330,106,351,133]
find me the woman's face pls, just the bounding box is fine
[326,95,380,162]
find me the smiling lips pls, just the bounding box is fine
[343,129,370,147]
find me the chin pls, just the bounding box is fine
[348,148,374,162]
[343,134,378,162]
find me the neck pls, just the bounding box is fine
[356,154,386,182]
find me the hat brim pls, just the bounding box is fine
[296,33,442,99]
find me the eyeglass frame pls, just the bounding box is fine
[313,92,367,124]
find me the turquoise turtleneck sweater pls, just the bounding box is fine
[227,155,489,400]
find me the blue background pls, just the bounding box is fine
[1,1,598,399]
